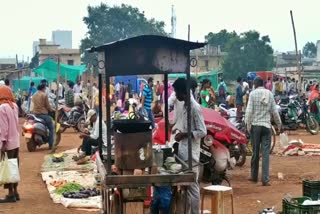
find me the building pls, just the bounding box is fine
[0,58,16,69]
[33,40,54,56]
[52,30,72,49]
[190,45,225,73]
[38,39,81,65]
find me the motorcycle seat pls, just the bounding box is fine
[27,114,46,124]
[63,106,72,112]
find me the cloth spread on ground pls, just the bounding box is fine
[41,148,95,172]
[280,143,320,156]
[41,148,101,209]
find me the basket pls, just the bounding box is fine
[303,180,320,200]
[282,196,320,214]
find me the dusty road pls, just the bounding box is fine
[1,120,319,214]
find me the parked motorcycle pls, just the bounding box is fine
[22,114,61,152]
[57,97,89,133]
[218,104,248,167]
[276,95,319,135]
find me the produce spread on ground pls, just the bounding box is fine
[41,148,101,210]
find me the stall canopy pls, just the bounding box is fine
[33,59,86,82]
[12,76,44,92]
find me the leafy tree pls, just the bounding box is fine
[222,31,274,80]
[303,42,317,58]
[205,29,238,52]
[80,3,167,65]
[29,52,39,69]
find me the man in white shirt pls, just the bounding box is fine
[79,109,107,156]
[172,78,206,214]
[73,80,82,94]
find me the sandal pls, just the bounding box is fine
[15,194,20,201]
[0,195,16,203]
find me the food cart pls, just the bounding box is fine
[88,35,206,213]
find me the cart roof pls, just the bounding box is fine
[88,35,206,52]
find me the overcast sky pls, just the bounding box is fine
[1,0,319,61]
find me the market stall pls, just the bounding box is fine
[88,35,206,213]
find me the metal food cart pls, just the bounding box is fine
[88,35,206,214]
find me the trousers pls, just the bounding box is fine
[35,114,54,148]
[250,126,271,183]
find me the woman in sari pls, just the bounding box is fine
[0,85,20,203]
[309,85,320,122]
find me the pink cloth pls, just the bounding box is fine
[0,103,20,151]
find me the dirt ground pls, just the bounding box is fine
[1,120,320,214]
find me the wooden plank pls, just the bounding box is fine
[125,202,144,214]
[104,173,196,188]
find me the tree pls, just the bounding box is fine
[303,42,317,58]
[222,31,274,80]
[80,3,167,65]
[205,30,238,52]
[29,52,39,69]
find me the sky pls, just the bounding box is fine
[1,0,320,61]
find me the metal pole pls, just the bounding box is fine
[52,56,60,152]
[164,74,169,144]
[105,59,112,175]
[16,55,21,91]
[290,10,301,94]
[187,24,192,171]
[98,73,103,162]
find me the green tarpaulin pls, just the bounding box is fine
[33,59,86,82]
[168,70,221,90]
[12,76,45,92]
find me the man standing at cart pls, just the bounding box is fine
[172,78,206,214]
[141,77,155,128]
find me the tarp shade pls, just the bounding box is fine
[168,70,221,89]
[12,76,45,92]
[33,59,86,82]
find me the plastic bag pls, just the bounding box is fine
[0,153,20,185]
[0,153,11,185]
[280,133,289,148]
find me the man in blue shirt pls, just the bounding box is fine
[236,77,247,122]
[141,77,155,128]
[27,82,37,112]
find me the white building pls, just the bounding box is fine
[52,30,72,49]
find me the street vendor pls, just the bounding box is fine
[171,78,207,214]
[77,109,107,157]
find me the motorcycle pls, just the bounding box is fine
[57,97,89,133]
[22,114,61,152]
[218,104,248,167]
[276,95,319,135]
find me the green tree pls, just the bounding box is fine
[29,52,39,69]
[205,29,238,52]
[222,31,274,80]
[303,42,317,58]
[80,3,167,65]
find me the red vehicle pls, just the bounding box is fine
[153,107,247,185]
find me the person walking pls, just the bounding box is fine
[27,82,37,113]
[65,81,75,108]
[141,78,155,128]
[31,83,54,149]
[245,77,282,186]
[217,78,227,105]
[199,79,211,108]
[0,86,20,203]
[236,77,247,122]
[172,78,206,214]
